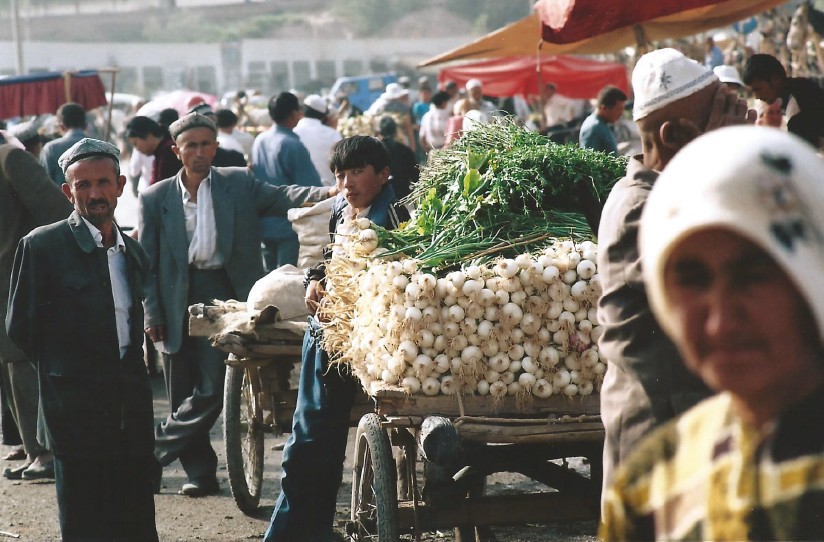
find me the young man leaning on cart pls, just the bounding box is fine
[264,136,409,542]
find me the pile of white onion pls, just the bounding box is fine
[320,223,606,400]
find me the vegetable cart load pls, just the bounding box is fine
[318,120,627,539]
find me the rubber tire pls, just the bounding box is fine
[350,413,400,541]
[223,365,265,514]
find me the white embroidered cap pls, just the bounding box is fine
[713,65,744,87]
[304,94,328,115]
[640,126,824,341]
[466,78,482,90]
[632,48,718,121]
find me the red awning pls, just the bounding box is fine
[438,55,628,99]
[419,0,787,67]
[0,70,108,120]
[536,0,721,44]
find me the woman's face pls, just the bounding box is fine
[663,228,823,416]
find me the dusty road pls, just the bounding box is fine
[0,374,599,541]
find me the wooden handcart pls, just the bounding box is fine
[188,302,372,514]
[347,387,603,541]
[190,303,604,540]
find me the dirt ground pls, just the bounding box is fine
[0,375,599,541]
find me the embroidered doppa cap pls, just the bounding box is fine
[169,112,217,140]
[303,94,328,115]
[632,48,718,121]
[466,78,482,90]
[713,64,744,87]
[640,126,824,341]
[58,138,120,174]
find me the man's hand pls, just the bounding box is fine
[705,85,755,132]
[305,280,325,315]
[145,325,166,344]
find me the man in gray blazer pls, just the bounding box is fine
[138,113,332,496]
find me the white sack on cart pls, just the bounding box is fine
[289,197,336,270]
[246,264,309,320]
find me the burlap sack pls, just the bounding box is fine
[288,197,336,270]
[246,265,308,320]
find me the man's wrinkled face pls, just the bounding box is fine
[335,164,389,213]
[173,127,218,177]
[663,228,822,407]
[468,86,482,101]
[62,157,125,228]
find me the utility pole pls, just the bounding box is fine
[10,0,25,75]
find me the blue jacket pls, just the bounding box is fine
[252,125,322,240]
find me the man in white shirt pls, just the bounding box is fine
[215,108,254,160]
[293,94,342,187]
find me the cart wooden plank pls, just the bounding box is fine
[373,386,600,418]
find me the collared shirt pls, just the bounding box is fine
[601,389,824,541]
[179,174,224,269]
[294,117,343,187]
[578,112,618,155]
[81,217,131,358]
[419,106,450,150]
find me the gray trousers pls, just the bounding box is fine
[0,360,45,458]
[154,268,235,483]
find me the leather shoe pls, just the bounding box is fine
[178,478,219,498]
[3,463,31,480]
[21,461,54,480]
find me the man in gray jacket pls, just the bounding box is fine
[139,113,332,496]
[597,49,753,499]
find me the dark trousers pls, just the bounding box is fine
[264,318,357,542]
[261,236,300,273]
[55,432,158,541]
[154,268,235,483]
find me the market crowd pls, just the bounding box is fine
[1,42,823,541]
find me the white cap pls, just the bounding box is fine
[304,94,328,115]
[466,78,482,90]
[632,48,718,121]
[713,65,744,87]
[382,82,409,100]
[640,126,824,342]
[463,109,489,132]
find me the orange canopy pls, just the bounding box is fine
[418,0,788,67]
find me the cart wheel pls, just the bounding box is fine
[223,365,264,514]
[350,413,399,541]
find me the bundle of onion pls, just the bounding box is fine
[320,225,606,400]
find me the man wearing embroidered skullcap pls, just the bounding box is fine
[596,48,754,505]
[139,112,334,497]
[6,138,158,540]
[601,126,824,541]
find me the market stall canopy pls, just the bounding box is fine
[418,0,788,66]
[438,55,628,99]
[0,70,107,119]
[536,0,790,48]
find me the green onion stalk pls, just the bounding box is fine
[375,119,627,272]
